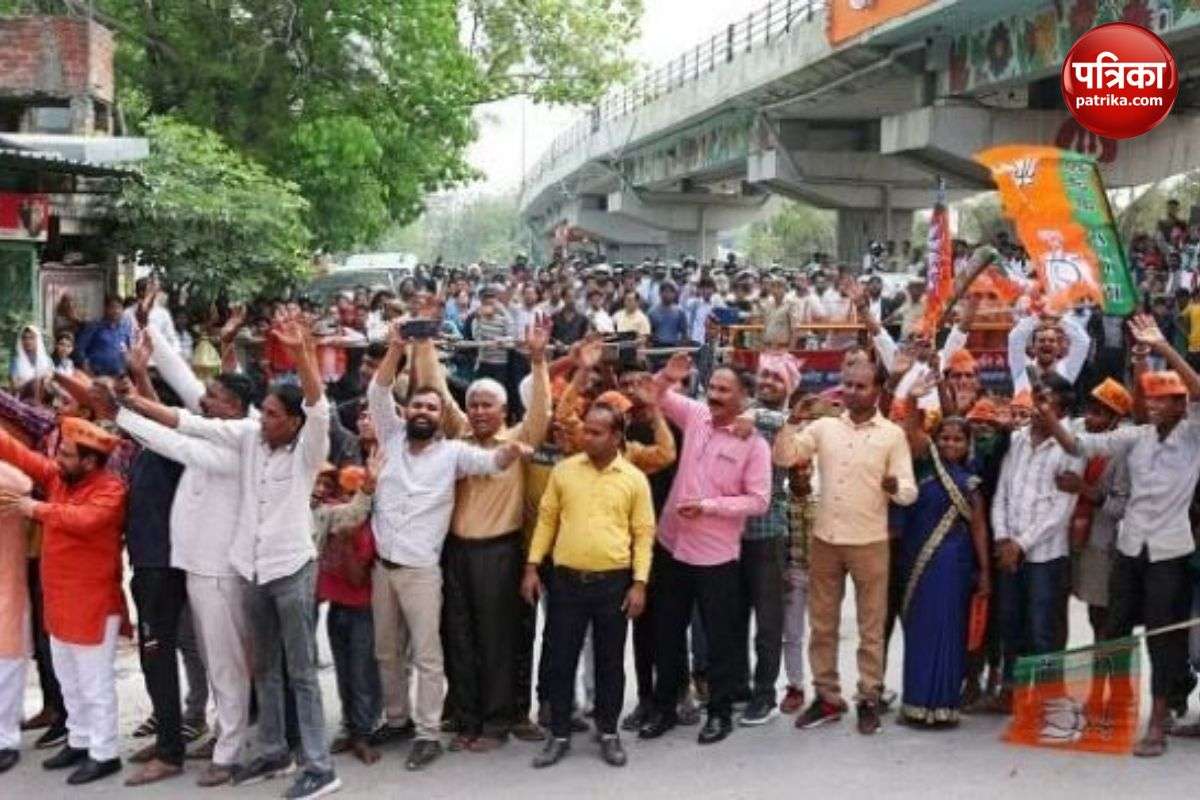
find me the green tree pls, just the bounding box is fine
[380,192,524,265]
[739,201,835,266]
[0,0,641,251]
[111,117,311,303]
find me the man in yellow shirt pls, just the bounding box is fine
[1179,288,1200,371]
[522,404,655,770]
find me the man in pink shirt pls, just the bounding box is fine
[638,353,771,746]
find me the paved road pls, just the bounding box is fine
[6,597,1192,799]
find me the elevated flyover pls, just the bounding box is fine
[520,0,1200,262]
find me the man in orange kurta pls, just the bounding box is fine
[0,416,127,786]
[0,460,32,774]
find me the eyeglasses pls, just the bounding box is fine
[946,371,975,379]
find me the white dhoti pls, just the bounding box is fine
[0,657,27,750]
[50,614,120,761]
[187,573,253,767]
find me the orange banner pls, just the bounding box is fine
[826,0,934,45]
[976,145,1105,313]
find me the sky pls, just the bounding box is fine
[466,0,759,195]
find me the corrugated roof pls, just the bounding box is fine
[0,145,143,180]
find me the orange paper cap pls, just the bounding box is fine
[338,466,367,494]
[966,398,1001,424]
[61,416,119,455]
[946,349,978,374]
[1011,389,1033,409]
[1090,378,1132,416]
[1141,371,1188,398]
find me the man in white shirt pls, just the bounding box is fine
[586,289,615,334]
[1008,313,1091,395]
[167,316,340,798]
[120,327,258,789]
[368,324,530,772]
[991,373,1083,709]
[1039,315,1200,756]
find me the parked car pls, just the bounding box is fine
[305,264,413,303]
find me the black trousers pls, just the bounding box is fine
[130,566,189,765]
[547,568,631,738]
[442,532,524,737]
[652,549,741,720]
[1105,551,1191,698]
[632,544,669,702]
[735,537,785,705]
[28,557,64,718]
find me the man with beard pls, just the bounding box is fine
[637,356,771,746]
[429,324,551,754]
[0,417,126,785]
[1039,315,1200,757]
[367,323,532,772]
[1009,313,1090,396]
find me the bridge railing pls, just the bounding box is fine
[523,0,828,196]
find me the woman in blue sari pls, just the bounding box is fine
[895,415,991,726]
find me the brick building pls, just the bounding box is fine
[0,14,143,375]
[0,15,115,136]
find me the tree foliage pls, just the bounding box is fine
[380,192,524,265]
[0,0,642,251]
[465,0,643,104]
[111,117,311,303]
[740,201,836,266]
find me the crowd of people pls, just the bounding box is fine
[0,203,1199,798]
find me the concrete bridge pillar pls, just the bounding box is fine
[607,189,773,263]
[836,206,915,267]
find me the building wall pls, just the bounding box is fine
[0,16,115,104]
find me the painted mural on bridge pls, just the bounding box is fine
[947,0,1200,95]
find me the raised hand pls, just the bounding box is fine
[127,330,154,375]
[525,320,551,363]
[220,303,247,344]
[365,448,385,493]
[387,319,406,350]
[908,370,939,400]
[662,352,692,384]
[892,349,915,378]
[577,337,604,370]
[1128,313,1167,349]
[88,379,120,421]
[627,374,658,410]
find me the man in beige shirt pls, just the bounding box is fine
[415,324,552,751]
[772,360,916,734]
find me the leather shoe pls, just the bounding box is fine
[67,756,122,785]
[43,745,88,770]
[0,749,18,773]
[531,737,570,769]
[599,735,627,767]
[637,710,677,740]
[698,715,733,745]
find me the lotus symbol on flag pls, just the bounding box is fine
[1040,696,1086,745]
[1037,229,1098,297]
[1009,158,1038,188]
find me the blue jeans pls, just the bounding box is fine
[997,556,1069,686]
[327,604,381,737]
[244,561,332,774]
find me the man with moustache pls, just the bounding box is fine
[637,355,771,746]
[367,323,533,772]
[772,360,917,735]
